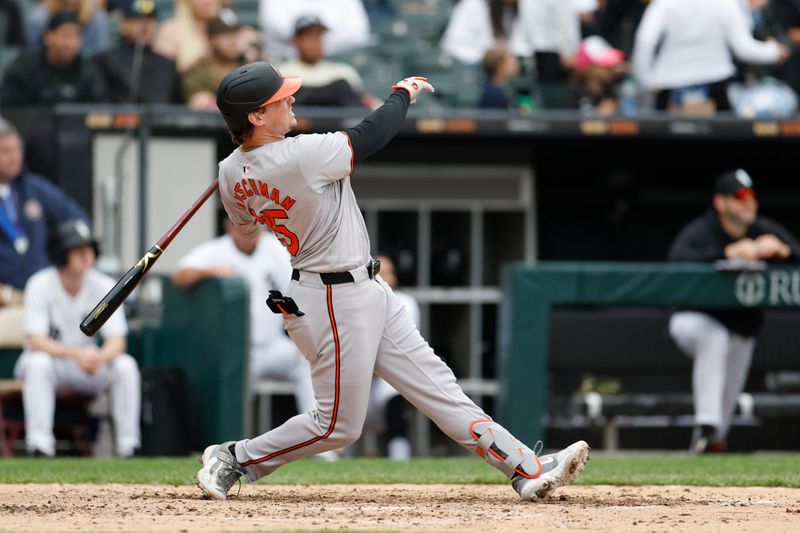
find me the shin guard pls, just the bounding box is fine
[470,419,542,480]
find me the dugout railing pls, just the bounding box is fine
[500,262,800,448]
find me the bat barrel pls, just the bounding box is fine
[80,246,163,336]
[80,179,218,337]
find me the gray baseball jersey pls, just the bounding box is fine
[219,132,370,272]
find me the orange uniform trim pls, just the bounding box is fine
[241,285,341,467]
[469,419,542,480]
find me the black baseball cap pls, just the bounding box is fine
[47,218,99,266]
[46,11,80,31]
[121,0,158,18]
[293,15,328,36]
[715,169,756,199]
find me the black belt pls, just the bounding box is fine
[291,258,381,285]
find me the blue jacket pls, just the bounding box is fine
[0,170,89,289]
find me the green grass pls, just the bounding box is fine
[0,454,798,487]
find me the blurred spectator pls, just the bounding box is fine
[573,0,600,36]
[238,25,265,64]
[172,219,316,418]
[26,0,110,55]
[183,10,246,109]
[153,0,221,73]
[632,0,789,113]
[1,11,106,107]
[597,0,649,55]
[441,0,520,65]
[510,0,582,84]
[477,46,520,109]
[668,169,800,453]
[569,36,627,115]
[277,15,367,107]
[259,0,370,61]
[0,0,24,46]
[0,118,89,349]
[15,219,140,457]
[773,0,800,94]
[94,0,183,104]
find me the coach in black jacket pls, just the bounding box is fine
[667,169,800,454]
[93,0,183,104]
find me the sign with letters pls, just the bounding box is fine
[735,270,800,307]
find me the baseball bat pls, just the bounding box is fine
[80,178,220,337]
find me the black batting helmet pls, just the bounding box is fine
[216,62,302,133]
[47,218,99,267]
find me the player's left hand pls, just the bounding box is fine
[392,76,435,104]
[754,234,791,259]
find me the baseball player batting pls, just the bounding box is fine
[196,62,590,502]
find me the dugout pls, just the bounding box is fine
[4,105,800,452]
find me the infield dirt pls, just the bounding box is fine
[0,484,798,533]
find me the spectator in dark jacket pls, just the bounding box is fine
[773,0,800,94]
[667,169,800,454]
[94,0,183,104]
[0,118,89,347]
[0,11,105,108]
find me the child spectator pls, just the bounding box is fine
[477,46,520,109]
[570,35,627,115]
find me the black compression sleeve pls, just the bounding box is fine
[344,90,411,163]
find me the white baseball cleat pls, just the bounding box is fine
[196,441,246,501]
[511,440,590,502]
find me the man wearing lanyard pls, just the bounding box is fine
[0,118,88,348]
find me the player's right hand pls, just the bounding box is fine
[392,76,435,104]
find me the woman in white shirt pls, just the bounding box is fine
[632,0,788,111]
[440,0,519,65]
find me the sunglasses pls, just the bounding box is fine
[733,188,756,201]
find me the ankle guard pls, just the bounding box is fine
[470,419,541,480]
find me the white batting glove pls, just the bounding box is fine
[392,76,435,104]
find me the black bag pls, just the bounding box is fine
[140,366,193,456]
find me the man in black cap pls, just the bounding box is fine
[0,11,105,107]
[93,0,183,104]
[276,15,369,107]
[668,169,800,453]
